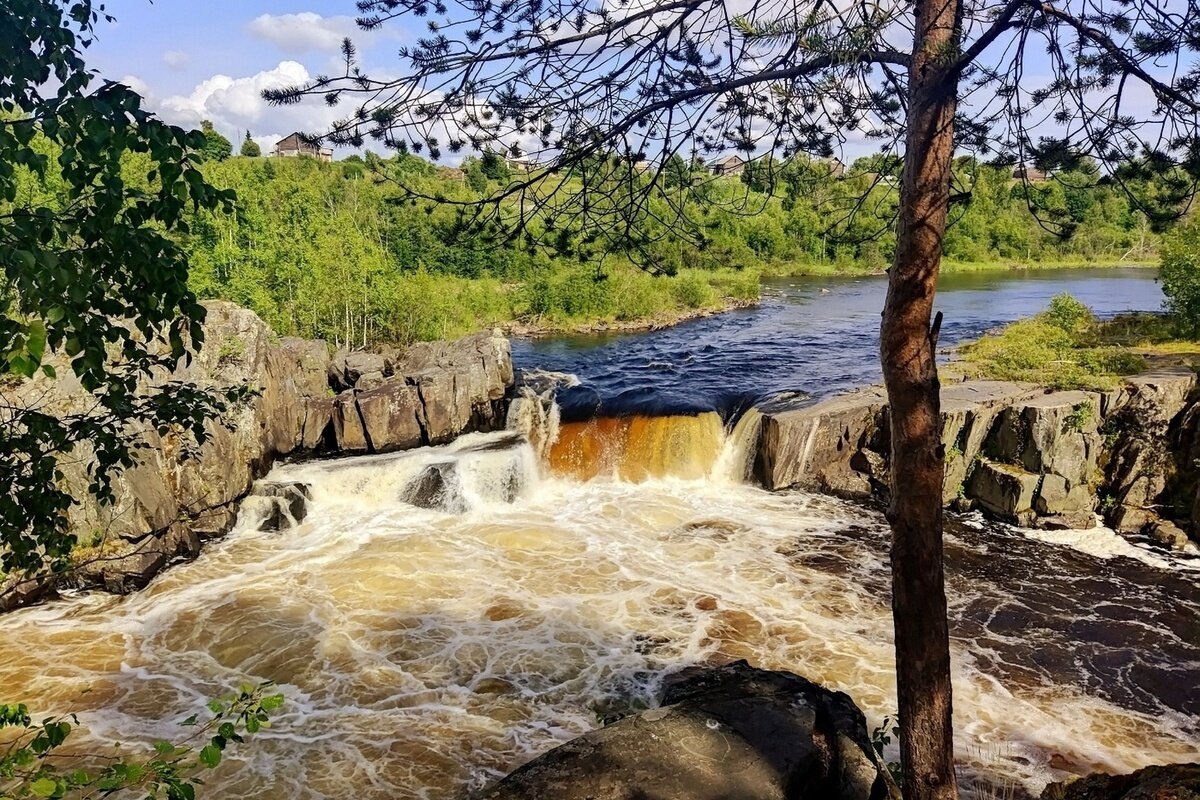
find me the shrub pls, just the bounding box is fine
[671,271,718,308]
[1160,222,1200,336]
[611,269,661,320]
[961,296,1148,390]
[1042,293,1094,335]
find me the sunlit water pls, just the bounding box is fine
[515,268,1165,415]
[2,268,1196,799]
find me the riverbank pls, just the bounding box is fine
[503,296,759,338]
[761,257,1153,278]
[0,303,516,612]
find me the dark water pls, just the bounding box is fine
[514,266,1200,761]
[513,268,1164,417]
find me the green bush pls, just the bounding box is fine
[611,269,662,320]
[963,319,1074,373]
[1160,222,1200,336]
[961,295,1147,389]
[1042,293,1094,335]
[672,271,718,308]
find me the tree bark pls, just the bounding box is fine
[881,0,963,799]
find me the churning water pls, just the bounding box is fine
[1,268,1196,799]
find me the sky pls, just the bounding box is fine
[88,1,409,157]
[82,2,1161,168]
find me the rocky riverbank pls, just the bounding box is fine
[756,368,1200,546]
[0,302,514,610]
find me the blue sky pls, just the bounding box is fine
[83,2,1151,168]
[87,2,408,154]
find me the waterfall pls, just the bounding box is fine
[279,432,540,515]
[507,372,765,484]
[714,408,764,484]
[548,412,727,481]
[506,370,576,462]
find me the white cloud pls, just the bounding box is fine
[246,12,361,55]
[118,74,153,99]
[150,61,344,151]
[162,50,191,70]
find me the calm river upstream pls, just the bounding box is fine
[514,267,1165,414]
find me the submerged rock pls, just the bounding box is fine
[400,463,467,513]
[480,660,894,800]
[1040,762,1200,799]
[251,481,312,531]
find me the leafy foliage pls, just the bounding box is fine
[184,156,761,343]
[0,684,283,799]
[1159,221,1200,337]
[0,0,234,577]
[238,132,261,159]
[198,121,231,163]
[180,152,1165,348]
[870,714,903,786]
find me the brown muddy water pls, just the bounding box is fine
[1,268,1196,799]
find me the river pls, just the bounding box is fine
[1,267,1196,800]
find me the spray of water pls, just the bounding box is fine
[0,410,1195,800]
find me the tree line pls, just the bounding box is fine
[183,143,1169,347]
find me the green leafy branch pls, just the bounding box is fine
[0,684,283,800]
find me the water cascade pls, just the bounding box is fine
[0,403,1197,799]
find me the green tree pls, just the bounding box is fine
[661,153,691,190]
[480,151,510,182]
[1,0,234,580]
[463,157,488,192]
[199,120,232,162]
[1160,221,1200,336]
[239,130,261,158]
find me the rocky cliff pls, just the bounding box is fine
[757,368,1200,546]
[0,302,513,609]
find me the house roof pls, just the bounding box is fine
[707,155,744,167]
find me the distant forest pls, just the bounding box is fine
[183,146,1176,346]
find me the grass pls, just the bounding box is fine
[952,294,1200,390]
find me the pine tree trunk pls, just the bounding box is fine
[881,0,963,799]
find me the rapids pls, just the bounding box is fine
[1,425,1197,799]
[1,268,1197,799]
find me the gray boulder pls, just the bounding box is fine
[968,459,1040,526]
[481,660,894,800]
[757,387,887,497]
[328,349,394,391]
[356,380,426,452]
[250,481,312,531]
[1102,368,1197,533]
[399,463,466,513]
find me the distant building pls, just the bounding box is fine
[273,133,333,162]
[1012,164,1049,182]
[819,157,846,177]
[438,166,465,181]
[505,154,534,172]
[707,155,745,176]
